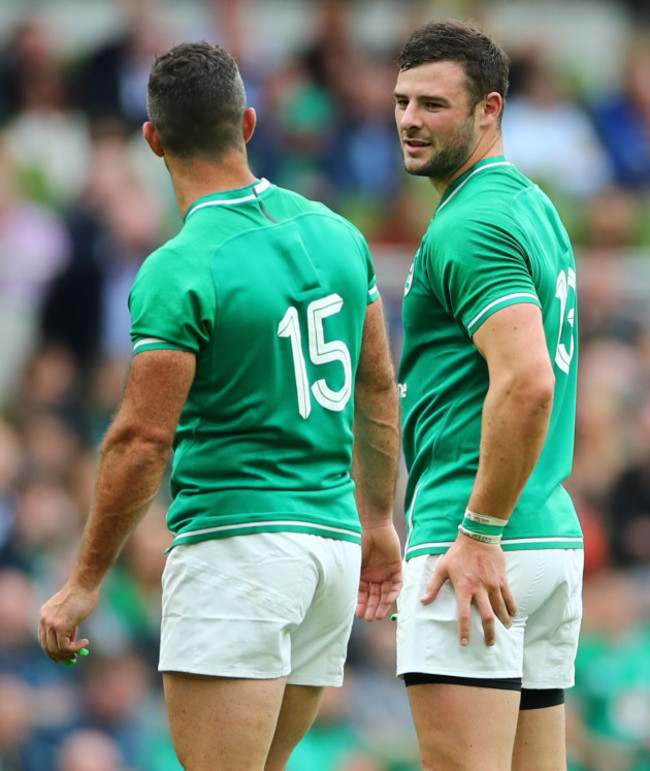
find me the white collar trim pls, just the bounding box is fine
[186,178,271,219]
[436,162,513,215]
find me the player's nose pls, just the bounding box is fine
[397,102,423,131]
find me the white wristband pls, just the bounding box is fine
[458,524,503,545]
[464,509,508,528]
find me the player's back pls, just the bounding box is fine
[129,179,377,547]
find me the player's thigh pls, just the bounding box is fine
[512,550,582,771]
[397,554,524,768]
[513,703,567,771]
[408,682,520,771]
[265,684,325,771]
[397,550,581,770]
[159,534,325,679]
[288,537,361,687]
[163,672,287,771]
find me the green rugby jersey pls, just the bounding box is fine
[399,157,583,558]
[129,178,379,548]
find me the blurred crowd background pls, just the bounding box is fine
[0,0,649,769]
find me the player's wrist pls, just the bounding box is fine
[67,568,103,594]
[361,517,397,531]
[458,509,507,545]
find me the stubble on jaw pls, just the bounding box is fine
[403,117,476,183]
[402,98,480,182]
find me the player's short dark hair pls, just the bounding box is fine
[147,41,247,159]
[399,21,510,110]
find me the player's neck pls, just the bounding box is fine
[169,152,257,219]
[432,133,504,198]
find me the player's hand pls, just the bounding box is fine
[38,582,98,664]
[356,523,403,622]
[420,533,517,646]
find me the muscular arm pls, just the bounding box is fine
[353,298,400,525]
[468,303,555,518]
[39,349,195,661]
[423,303,555,645]
[353,298,403,621]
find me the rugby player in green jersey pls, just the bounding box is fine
[393,21,583,771]
[39,42,402,770]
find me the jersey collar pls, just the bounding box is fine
[436,156,512,215]
[184,178,272,223]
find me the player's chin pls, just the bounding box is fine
[402,158,431,177]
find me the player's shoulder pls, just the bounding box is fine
[424,202,523,270]
[272,184,369,244]
[431,163,536,237]
[137,234,181,273]
[135,231,211,291]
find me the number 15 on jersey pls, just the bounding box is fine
[278,293,353,419]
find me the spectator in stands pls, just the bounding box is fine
[0,673,51,770]
[607,398,650,568]
[57,728,125,771]
[591,34,650,190]
[0,148,71,402]
[503,45,613,198]
[570,570,650,770]
[72,4,171,132]
[0,18,91,207]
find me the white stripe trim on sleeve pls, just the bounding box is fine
[133,337,169,351]
[466,292,539,332]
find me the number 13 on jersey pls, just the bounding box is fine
[278,293,353,419]
[555,267,577,375]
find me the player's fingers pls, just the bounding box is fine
[475,594,496,647]
[370,581,400,621]
[487,586,512,630]
[37,619,46,652]
[364,582,381,621]
[420,568,446,604]
[356,580,370,619]
[55,625,76,653]
[45,623,79,663]
[456,593,473,647]
[503,583,518,618]
[382,580,402,609]
[44,626,65,661]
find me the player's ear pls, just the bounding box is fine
[143,121,165,157]
[481,92,503,127]
[243,107,256,144]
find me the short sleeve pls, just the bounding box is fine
[364,244,379,306]
[425,218,541,336]
[347,224,379,305]
[128,247,216,355]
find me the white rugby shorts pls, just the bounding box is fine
[396,548,584,689]
[159,532,361,686]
